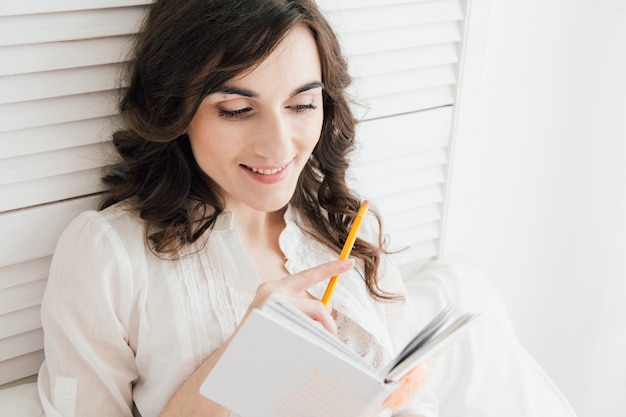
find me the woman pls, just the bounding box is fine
[38,1,438,416]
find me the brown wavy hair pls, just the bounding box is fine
[102,0,395,300]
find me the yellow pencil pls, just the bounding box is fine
[321,200,370,306]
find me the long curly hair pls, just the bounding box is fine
[102,0,395,300]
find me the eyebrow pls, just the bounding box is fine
[215,81,324,98]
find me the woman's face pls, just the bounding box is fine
[187,25,324,214]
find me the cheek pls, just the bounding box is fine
[301,112,324,150]
[187,126,228,170]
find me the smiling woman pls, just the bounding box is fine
[35,1,437,417]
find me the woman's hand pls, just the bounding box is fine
[159,259,354,417]
[244,258,354,334]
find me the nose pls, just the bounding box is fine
[252,109,293,161]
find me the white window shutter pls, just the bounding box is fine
[0,0,470,385]
[318,0,465,266]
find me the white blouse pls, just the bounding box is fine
[38,202,438,417]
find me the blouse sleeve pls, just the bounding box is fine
[38,211,139,417]
[377,253,440,417]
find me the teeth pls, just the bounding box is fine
[249,166,284,175]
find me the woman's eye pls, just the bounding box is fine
[291,103,317,113]
[219,107,252,119]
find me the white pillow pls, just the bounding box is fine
[0,382,43,417]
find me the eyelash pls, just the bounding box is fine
[219,108,252,119]
[218,104,317,120]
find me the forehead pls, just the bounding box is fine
[227,25,322,91]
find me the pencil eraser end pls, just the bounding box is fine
[363,200,370,207]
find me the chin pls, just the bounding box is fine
[252,191,296,213]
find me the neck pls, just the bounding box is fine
[228,205,287,243]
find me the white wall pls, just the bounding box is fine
[446,1,626,416]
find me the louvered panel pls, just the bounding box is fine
[323,0,462,33]
[0,351,45,386]
[341,21,461,55]
[1,64,123,104]
[0,0,150,16]
[0,36,132,76]
[0,91,118,133]
[0,7,147,47]
[0,258,51,291]
[0,168,107,212]
[0,280,46,316]
[0,329,43,362]
[0,195,102,268]
[0,0,469,386]
[0,306,42,340]
[1,117,117,160]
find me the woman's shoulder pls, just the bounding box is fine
[60,199,146,248]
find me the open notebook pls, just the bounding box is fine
[200,294,476,417]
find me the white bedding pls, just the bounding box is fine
[0,261,577,417]
[405,261,577,417]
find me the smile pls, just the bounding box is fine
[244,165,287,175]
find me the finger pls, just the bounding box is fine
[285,259,355,293]
[288,297,337,335]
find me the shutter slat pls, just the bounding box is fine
[355,65,456,101]
[318,0,433,11]
[391,222,440,249]
[0,280,46,316]
[355,166,446,200]
[351,44,459,78]
[0,36,132,76]
[0,91,118,133]
[370,185,443,217]
[353,148,447,182]
[0,169,107,212]
[0,0,150,16]
[342,21,461,55]
[0,195,102,267]
[0,7,147,47]
[0,143,112,186]
[0,306,42,340]
[0,143,111,186]
[390,241,438,267]
[325,0,462,33]
[1,64,123,104]
[0,258,51,291]
[363,86,455,120]
[0,117,117,159]
[355,107,453,159]
[0,350,45,385]
[385,204,441,234]
[0,329,43,362]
